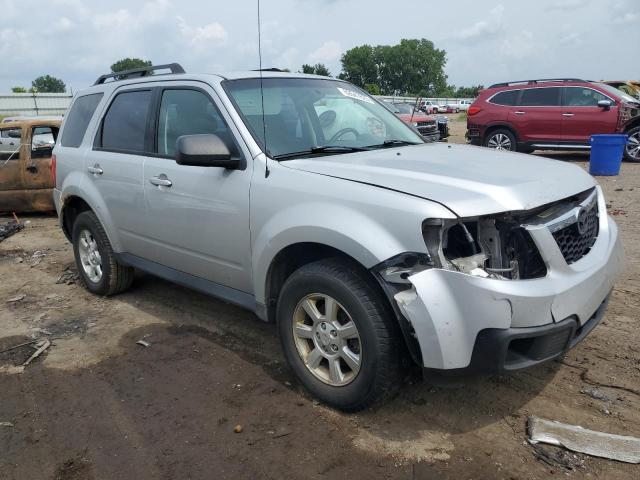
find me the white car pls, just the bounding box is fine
[446,99,473,112]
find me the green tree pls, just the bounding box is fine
[110,57,152,79]
[339,45,378,88]
[340,39,448,96]
[31,75,66,93]
[363,83,381,95]
[300,63,331,76]
[11,87,27,93]
[455,85,484,98]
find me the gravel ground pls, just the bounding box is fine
[1,116,639,479]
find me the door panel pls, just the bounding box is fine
[561,87,618,143]
[508,87,563,142]
[0,126,29,212]
[87,88,153,255]
[142,86,252,292]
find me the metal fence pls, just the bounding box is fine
[375,95,470,106]
[0,93,73,117]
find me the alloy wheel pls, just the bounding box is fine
[292,293,361,386]
[487,133,513,151]
[627,131,640,161]
[78,229,103,283]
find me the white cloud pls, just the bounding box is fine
[547,0,589,10]
[613,12,639,24]
[559,32,581,46]
[178,16,228,48]
[307,40,342,63]
[455,4,504,42]
[499,30,539,59]
[93,9,135,29]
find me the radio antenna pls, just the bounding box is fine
[258,0,269,178]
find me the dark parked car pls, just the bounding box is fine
[466,78,640,161]
[384,102,449,141]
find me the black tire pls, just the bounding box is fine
[276,258,401,411]
[484,128,517,151]
[72,211,134,296]
[624,126,640,162]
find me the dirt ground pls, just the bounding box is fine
[1,116,639,479]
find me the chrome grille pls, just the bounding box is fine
[552,206,599,264]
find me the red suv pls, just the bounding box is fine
[466,78,640,162]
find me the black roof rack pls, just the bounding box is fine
[251,68,287,72]
[93,63,185,85]
[489,78,587,88]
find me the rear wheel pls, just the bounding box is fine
[624,126,640,162]
[72,211,134,296]
[484,129,517,151]
[277,258,401,411]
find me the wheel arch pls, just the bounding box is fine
[483,123,519,143]
[59,184,122,251]
[624,117,640,133]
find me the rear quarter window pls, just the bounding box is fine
[61,93,103,148]
[490,90,520,106]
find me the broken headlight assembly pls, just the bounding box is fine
[422,216,547,280]
[375,214,547,288]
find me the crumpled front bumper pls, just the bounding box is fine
[393,200,624,371]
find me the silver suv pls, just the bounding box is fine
[53,63,623,410]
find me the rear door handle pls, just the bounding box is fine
[87,164,103,175]
[514,111,526,115]
[562,113,575,117]
[149,175,172,187]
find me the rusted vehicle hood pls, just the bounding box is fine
[282,143,596,217]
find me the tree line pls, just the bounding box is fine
[10,41,482,98]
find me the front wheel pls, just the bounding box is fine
[624,126,640,162]
[484,129,517,151]
[277,258,401,411]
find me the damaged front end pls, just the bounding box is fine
[371,187,621,371]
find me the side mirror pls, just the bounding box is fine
[175,134,240,169]
[597,99,612,110]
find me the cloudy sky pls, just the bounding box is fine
[1,0,638,93]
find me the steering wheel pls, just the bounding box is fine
[328,128,359,143]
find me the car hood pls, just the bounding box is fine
[398,113,435,122]
[281,143,596,217]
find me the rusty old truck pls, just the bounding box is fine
[0,118,60,213]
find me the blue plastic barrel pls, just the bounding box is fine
[589,134,627,176]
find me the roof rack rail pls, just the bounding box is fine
[93,63,185,85]
[251,68,286,72]
[489,78,587,88]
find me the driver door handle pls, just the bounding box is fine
[149,175,172,187]
[562,113,575,117]
[87,164,103,175]
[514,111,526,115]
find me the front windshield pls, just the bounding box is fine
[224,78,423,159]
[596,83,639,103]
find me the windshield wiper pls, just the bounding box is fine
[272,145,368,160]
[368,139,423,149]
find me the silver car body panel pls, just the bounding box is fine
[395,188,623,369]
[53,72,623,370]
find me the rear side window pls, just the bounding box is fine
[101,90,152,152]
[563,87,609,107]
[519,87,561,106]
[61,93,103,147]
[490,90,519,106]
